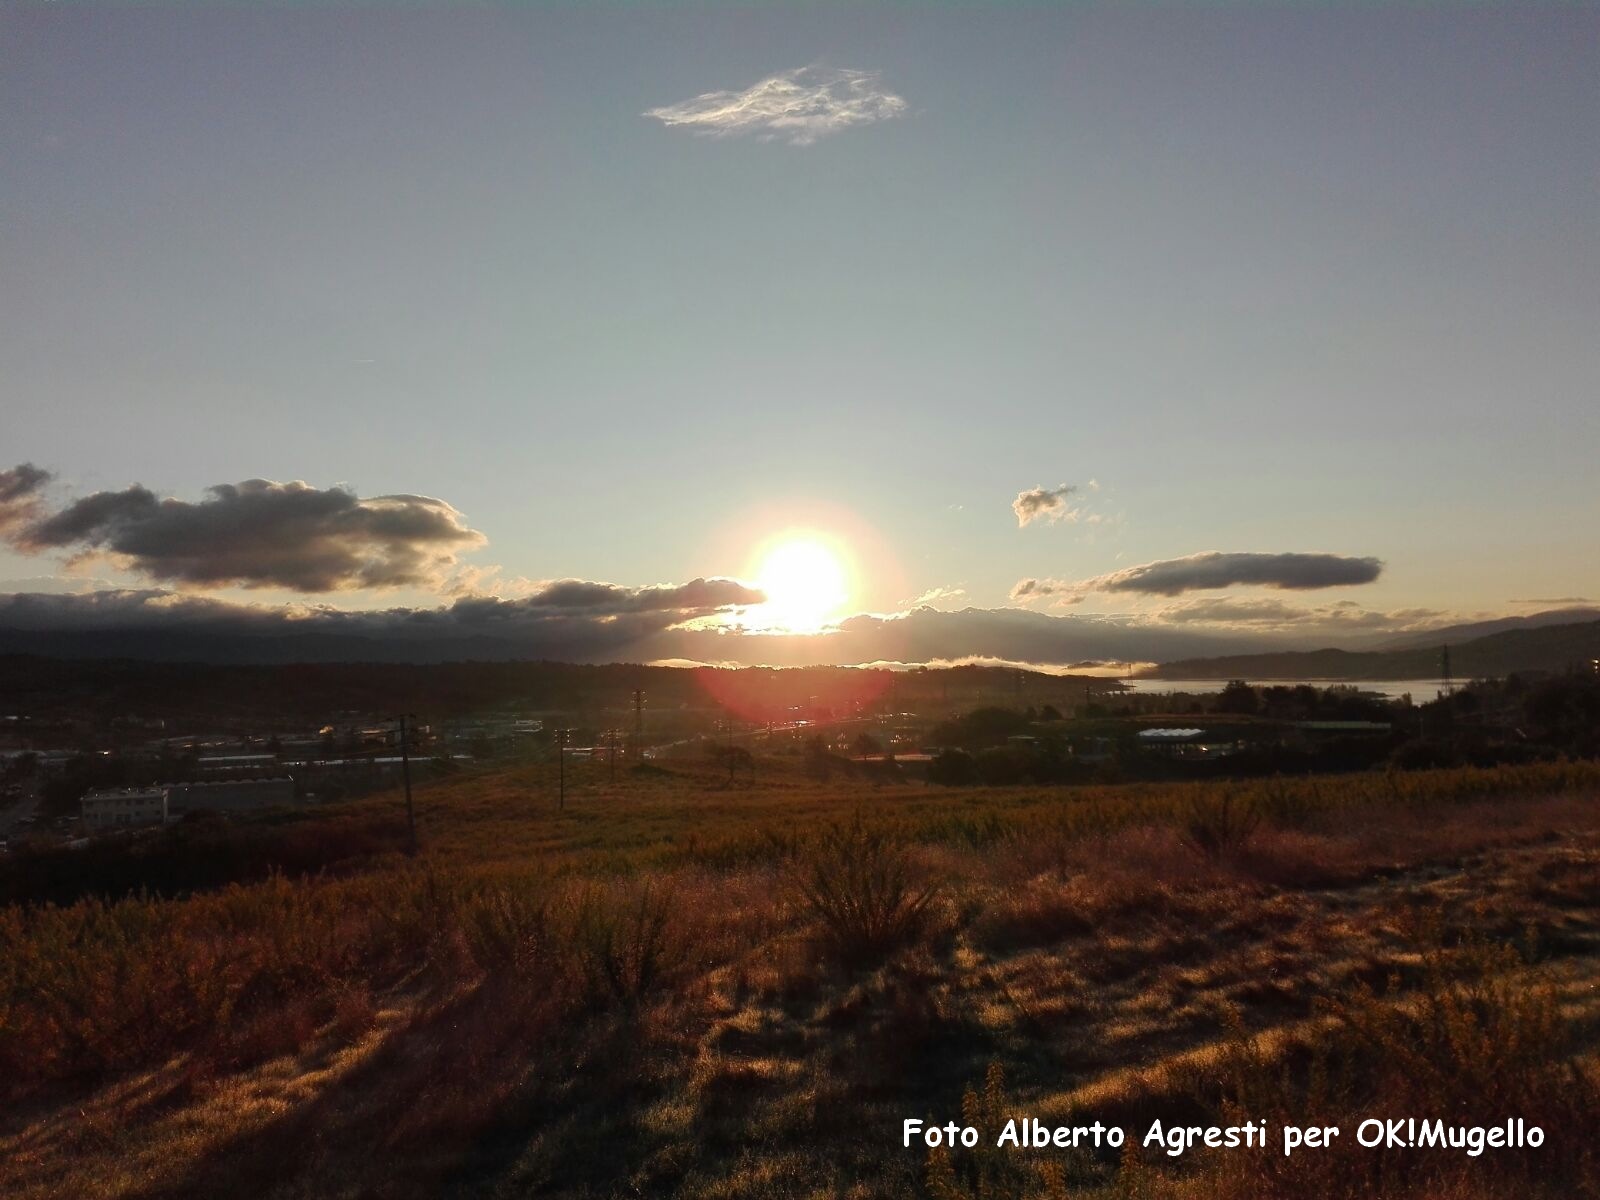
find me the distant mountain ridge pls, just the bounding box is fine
[2,607,1596,675]
[1372,607,1600,651]
[1145,618,1600,681]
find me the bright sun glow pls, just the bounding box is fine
[753,537,850,632]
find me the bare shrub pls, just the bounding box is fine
[786,813,939,967]
[572,880,684,1008]
[1180,790,1262,862]
[459,881,556,977]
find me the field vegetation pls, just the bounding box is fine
[2,758,1598,1198]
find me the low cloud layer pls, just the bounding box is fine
[1150,596,1443,633]
[0,590,1264,666]
[645,67,906,145]
[1012,484,1078,528]
[0,585,1482,668]
[1015,551,1383,603]
[0,577,763,661]
[5,471,487,592]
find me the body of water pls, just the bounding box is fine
[1121,678,1452,702]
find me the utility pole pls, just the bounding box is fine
[632,689,645,758]
[554,728,570,810]
[394,713,417,856]
[608,729,617,784]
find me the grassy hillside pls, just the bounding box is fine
[3,758,1598,1199]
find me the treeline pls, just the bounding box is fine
[1404,671,1600,763]
[1080,681,1402,722]
[918,672,1600,787]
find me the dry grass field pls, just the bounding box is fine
[3,760,1598,1199]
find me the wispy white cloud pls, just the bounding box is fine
[907,584,967,608]
[1012,484,1079,527]
[645,66,906,145]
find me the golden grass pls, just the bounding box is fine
[0,760,1597,1198]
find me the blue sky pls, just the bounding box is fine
[2,3,1596,663]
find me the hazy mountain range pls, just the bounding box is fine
[1146,618,1600,681]
[0,599,1595,679]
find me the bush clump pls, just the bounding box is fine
[787,813,938,967]
[1180,790,1263,861]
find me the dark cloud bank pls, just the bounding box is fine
[0,589,1270,667]
[1015,551,1384,602]
[1,588,1588,669]
[0,578,764,661]
[2,467,485,592]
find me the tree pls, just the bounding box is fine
[1216,680,1259,715]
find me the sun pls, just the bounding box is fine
[752,536,850,632]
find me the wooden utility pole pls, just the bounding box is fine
[632,689,645,758]
[395,713,417,856]
[554,728,569,809]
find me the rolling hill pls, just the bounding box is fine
[1145,618,1600,681]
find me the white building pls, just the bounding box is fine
[81,786,169,831]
